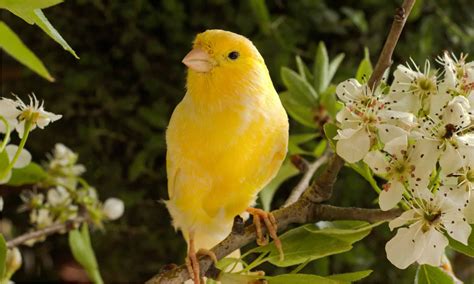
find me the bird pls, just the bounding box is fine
[165,29,289,283]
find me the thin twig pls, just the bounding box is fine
[283,152,330,207]
[6,217,85,248]
[368,0,416,89]
[147,1,416,282]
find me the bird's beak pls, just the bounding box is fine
[182,48,214,73]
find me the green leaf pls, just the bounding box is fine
[259,159,299,211]
[448,224,474,257]
[268,274,340,284]
[280,91,317,129]
[323,123,338,150]
[3,4,78,59]
[0,0,63,10]
[319,85,341,119]
[0,234,7,280]
[355,48,372,83]
[255,221,380,267]
[327,53,345,85]
[313,42,329,93]
[281,67,318,106]
[327,270,373,282]
[69,224,104,284]
[0,21,53,81]
[7,162,47,186]
[295,55,313,82]
[313,139,327,157]
[415,265,455,284]
[288,133,318,155]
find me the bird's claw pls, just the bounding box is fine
[246,207,284,261]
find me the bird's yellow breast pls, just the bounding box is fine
[166,80,288,236]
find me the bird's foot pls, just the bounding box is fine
[246,207,284,261]
[197,248,218,265]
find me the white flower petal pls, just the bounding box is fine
[379,180,405,211]
[0,98,20,118]
[385,224,425,269]
[383,135,407,159]
[410,139,440,178]
[464,195,474,224]
[336,79,363,104]
[363,151,389,175]
[417,228,448,266]
[5,145,31,169]
[389,209,417,230]
[376,124,407,145]
[439,143,463,175]
[442,211,472,245]
[336,128,370,163]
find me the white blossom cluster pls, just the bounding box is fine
[334,52,474,269]
[20,144,124,234]
[0,94,124,244]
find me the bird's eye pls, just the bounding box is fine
[228,51,239,60]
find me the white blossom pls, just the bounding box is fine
[334,80,415,163]
[47,186,70,206]
[364,136,436,210]
[0,98,19,133]
[103,198,124,220]
[411,96,474,175]
[0,94,62,138]
[385,60,437,115]
[386,192,471,269]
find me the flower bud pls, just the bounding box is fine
[102,198,124,220]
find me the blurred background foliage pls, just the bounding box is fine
[1,0,474,282]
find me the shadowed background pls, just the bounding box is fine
[1,0,474,282]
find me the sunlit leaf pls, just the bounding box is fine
[254,221,381,267]
[356,48,372,83]
[327,53,345,85]
[281,67,318,106]
[415,265,454,284]
[0,0,62,10]
[295,55,313,82]
[2,3,79,59]
[280,91,317,129]
[0,21,54,81]
[313,42,329,93]
[69,224,104,284]
[326,270,373,282]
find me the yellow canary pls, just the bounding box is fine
[165,29,288,282]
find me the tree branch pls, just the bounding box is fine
[6,217,85,248]
[368,0,416,89]
[283,152,330,207]
[146,194,401,284]
[147,1,416,282]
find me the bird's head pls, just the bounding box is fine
[183,30,269,102]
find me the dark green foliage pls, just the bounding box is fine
[1,0,474,282]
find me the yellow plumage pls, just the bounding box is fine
[166,29,288,255]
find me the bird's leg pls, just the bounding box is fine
[185,232,201,284]
[196,248,218,265]
[246,207,284,261]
